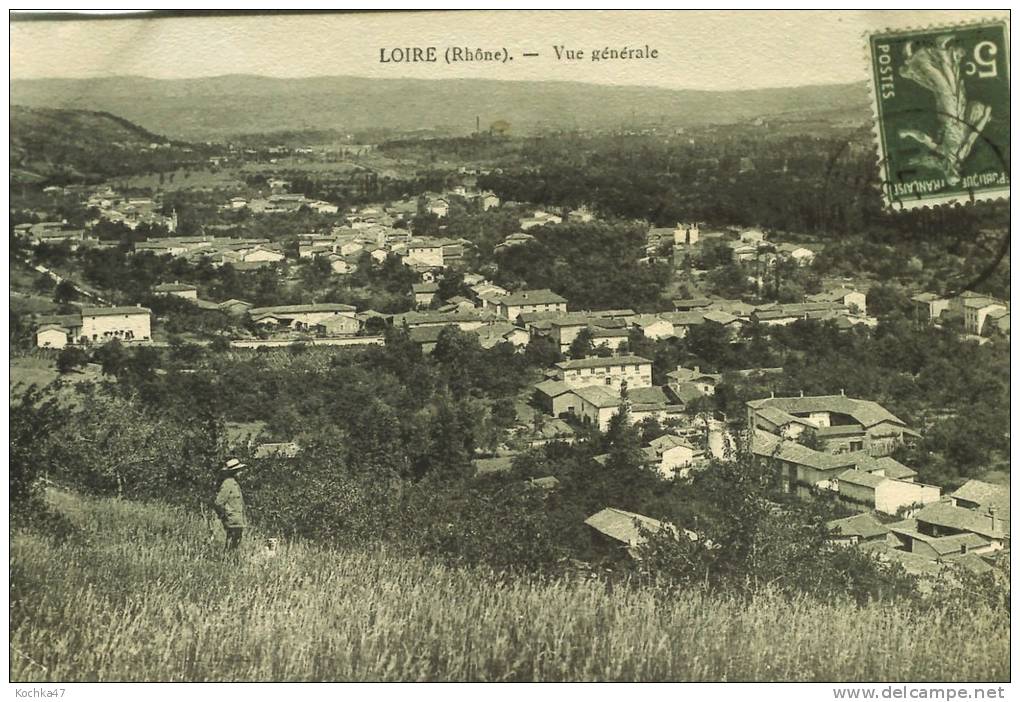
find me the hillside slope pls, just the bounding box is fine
[10,75,870,140]
[10,489,1009,682]
[10,105,198,185]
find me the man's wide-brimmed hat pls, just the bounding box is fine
[222,458,246,472]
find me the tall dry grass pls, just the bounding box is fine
[9,489,1008,681]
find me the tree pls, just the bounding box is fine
[53,280,78,304]
[93,339,128,376]
[11,388,70,523]
[56,346,88,374]
[568,327,596,359]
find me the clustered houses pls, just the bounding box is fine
[827,479,1009,576]
[35,306,152,348]
[133,235,285,268]
[749,394,936,516]
[153,282,199,300]
[248,303,359,334]
[747,393,920,456]
[86,188,178,231]
[494,289,569,321]
[910,290,1010,338]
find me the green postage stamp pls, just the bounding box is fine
[867,20,1010,210]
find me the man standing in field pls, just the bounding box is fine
[214,458,247,553]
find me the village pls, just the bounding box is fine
[11,154,1011,586]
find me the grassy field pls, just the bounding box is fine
[10,489,1008,682]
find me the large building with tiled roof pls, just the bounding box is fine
[746,393,919,456]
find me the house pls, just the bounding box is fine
[407,324,454,353]
[478,192,500,210]
[826,513,891,547]
[746,393,918,456]
[591,327,629,352]
[983,307,1010,337]
[752,431,894,490]
[569,385,625,430]
[79,306,152,344]
[962,297,1008,335]
[631,314,674,340]
[887,519,996,560]
[473,455,516,475]
[584,507,664,557]
[495,289,568,321]
[776,243,815,265]
[253,442,301,459]
[666,366,721,396]
[529,418,576,446]
[533,380,577,416]
[494,232,536,252]
[913,501,1009,547]
[554,355,652,390]
[472,322,530,350]
[584,507,698,559]
[242,246,286,263]
[329,256,358,275]
[910,293,950,323]
[412,282,439,308]
[527,476,560,492]
[314,315,360,337]
[739,228,767,244]
[405,239,445,268]
[568,384,673,431]
[672,222,700,247]
[544,314,595,351]
[153,282,199,300]
[219,299,254,316]
[807,288,867,316]
[659,311,705,338]
[391,309,498,331]
[834,469,940,515]
[568,206,596,223]
[647,434,704,480]
[426,198,449,218]
[950,480,1009,532]
[702,309,741,337]
[36,324,70,349]
[519,211,562,230]
[672,298,713,313]
[248,303,357,330]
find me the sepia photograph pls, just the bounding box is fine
[7,9,1011,688]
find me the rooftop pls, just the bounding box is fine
[82,306,151,317]
[827,513,889,540]
[499,289,568,306]
[584,507,667,547]
[747,394,906,429]
[153,282,198,292]
[950,480,1010,519]
[837,468,887,489]
[533,379,573,397]
[249,303,356,316]
[555,355,652,371]
[914,502,1005,539]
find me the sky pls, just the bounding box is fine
[9,10,1007,90]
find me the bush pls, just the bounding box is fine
[56,346,88,374]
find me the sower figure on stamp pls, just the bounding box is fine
[214,458,247,553]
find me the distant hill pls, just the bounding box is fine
[10,75,870,142]
[10,106,201,185]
